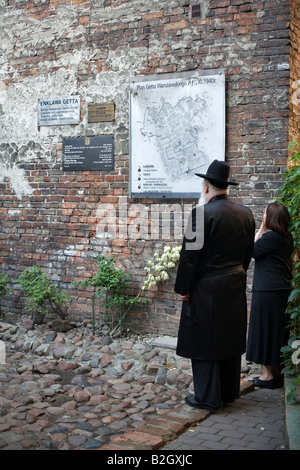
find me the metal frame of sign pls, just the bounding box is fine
[129,69,225,199]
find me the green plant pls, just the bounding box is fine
[18,266,70,323]
[0,273,10,300]
[78,255,139,334]
[0,273,11,316]
[109,245,181,336]
[286,373,300,404]
[277,141,300,376]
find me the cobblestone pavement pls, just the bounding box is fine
[0,320,288,452]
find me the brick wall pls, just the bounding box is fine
[0,0,291,335]
[289,0,300,151]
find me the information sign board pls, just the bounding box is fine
[129,70,225,198]
[38,95,80,126]
[62,136,114,171]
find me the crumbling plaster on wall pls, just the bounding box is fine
[0,6,81,59]
[0,0,290,201]
[0,140,54,198]
[0,0,152,198]
[0,164,34,199]
[0,0,292,331]
[0,47,145,197]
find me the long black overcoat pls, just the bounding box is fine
[174,194,255,361]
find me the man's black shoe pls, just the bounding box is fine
[184,395,218,412]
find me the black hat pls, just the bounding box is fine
[195,159,238,188]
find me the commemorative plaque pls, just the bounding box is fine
[88,103,115,122]
[62,136,114,171]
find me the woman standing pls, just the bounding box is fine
[246,202,294,389]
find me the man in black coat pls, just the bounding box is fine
[174,160,255,411]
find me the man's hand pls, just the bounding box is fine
[179,293,190,302]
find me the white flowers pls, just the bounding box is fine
[110,244,182,336]
[142,245,181,290]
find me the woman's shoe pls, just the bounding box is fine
[248,376,260,383]
[254,378,276,389]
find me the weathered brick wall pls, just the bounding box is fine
[0,0,291,335]
[289,0,300,150]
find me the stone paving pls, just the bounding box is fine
[164,387,287,451]
[0,318,288,451]
[0,318,200,450]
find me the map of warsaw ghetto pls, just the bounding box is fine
[130,70,225,198]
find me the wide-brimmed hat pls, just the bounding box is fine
[195,159,238,188]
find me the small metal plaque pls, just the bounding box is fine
[62,135,114,171]
[88,103,115,123]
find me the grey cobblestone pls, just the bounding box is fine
[0,322,292,451]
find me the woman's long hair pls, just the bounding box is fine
[265,202,291,238]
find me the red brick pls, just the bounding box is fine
[133,424,177,443]
[119,431,164,449]
[0,0,293,338]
